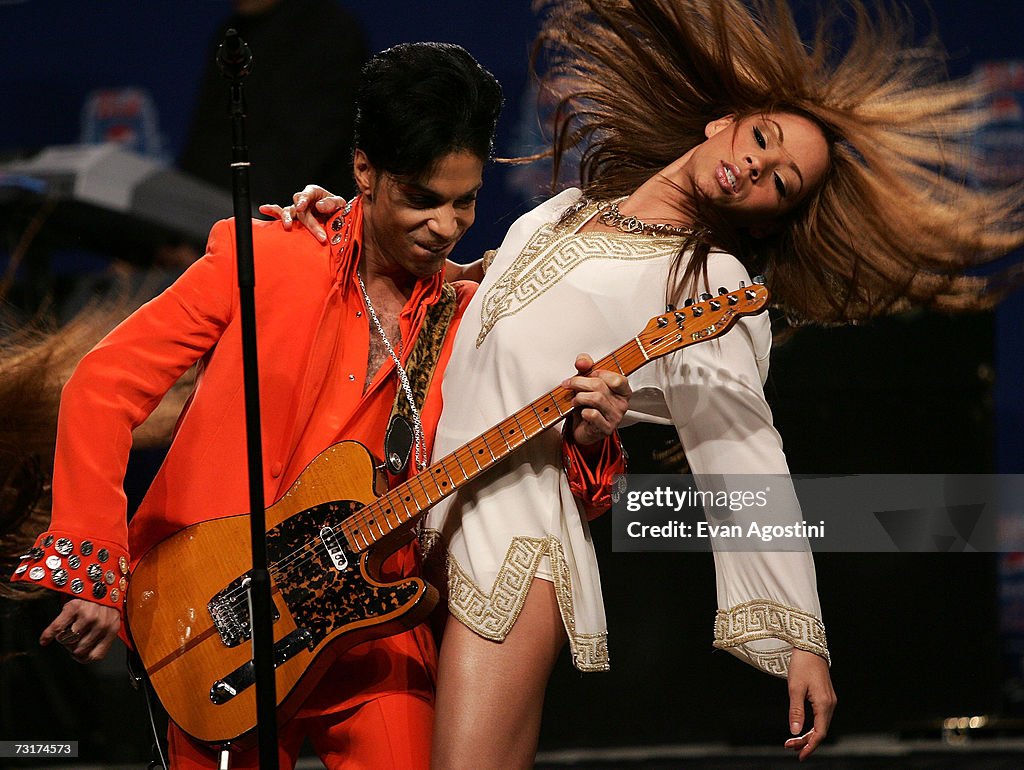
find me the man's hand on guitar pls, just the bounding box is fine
[563,353,632,447]
[40,598,121,664]
[259,184,345,244]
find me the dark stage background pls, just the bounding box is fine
[1,0,1022,764]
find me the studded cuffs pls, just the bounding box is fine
[11,530,129,610]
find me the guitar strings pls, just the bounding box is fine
[210,322,715,612]
[287,300,748,557]
[209,307,746,616]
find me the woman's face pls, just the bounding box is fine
[687,112,830,234]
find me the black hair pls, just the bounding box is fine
[353,42,503,179]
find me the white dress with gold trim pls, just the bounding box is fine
[423,189,829,676]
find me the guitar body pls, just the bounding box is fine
[125,441,437,746]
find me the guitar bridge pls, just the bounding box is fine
[208,575,281,648]
[320,525,348,571]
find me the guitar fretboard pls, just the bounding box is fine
[339,338,649,552]
[336,283,765,554]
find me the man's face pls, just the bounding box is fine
[359,150,484,280]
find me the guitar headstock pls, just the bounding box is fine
[636,279,769,361]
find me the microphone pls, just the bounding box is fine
[217,28,253,80]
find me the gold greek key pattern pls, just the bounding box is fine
[571,633,611,672]
[736,646,792,677]
[476,218,679,347]
[713,599,830,678]
[425,529,610,672]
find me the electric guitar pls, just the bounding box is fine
[125,281,769,745]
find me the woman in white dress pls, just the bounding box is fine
[277,1,1024,765]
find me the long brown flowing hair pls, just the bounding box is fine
[532,0,1024,324]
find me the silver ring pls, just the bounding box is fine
[56,627,82,646]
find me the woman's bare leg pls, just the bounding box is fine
[431,578,566,770]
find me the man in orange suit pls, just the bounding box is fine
[11,43,627,769]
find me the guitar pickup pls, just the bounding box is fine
[209,628,314,705]
[320,525,348,571]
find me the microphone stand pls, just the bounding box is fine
[216,29,278,770]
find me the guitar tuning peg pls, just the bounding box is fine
[718,287,728,295]
[727,294,739,305]
[738,280,746,288]
[699,292,712,301]
[657,317,669,328]
[744,289,756,300]
[683,297,694,307]
[752,275,765,285]
[665,303,676,312]
[692,306,704,317]
[709,300,722,310]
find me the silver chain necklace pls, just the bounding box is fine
[596,198,694,237]
[357,273,426,471]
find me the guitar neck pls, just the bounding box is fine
[340,337,649,554]
[337,278,768,555]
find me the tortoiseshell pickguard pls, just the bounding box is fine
[264,500,421,646]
